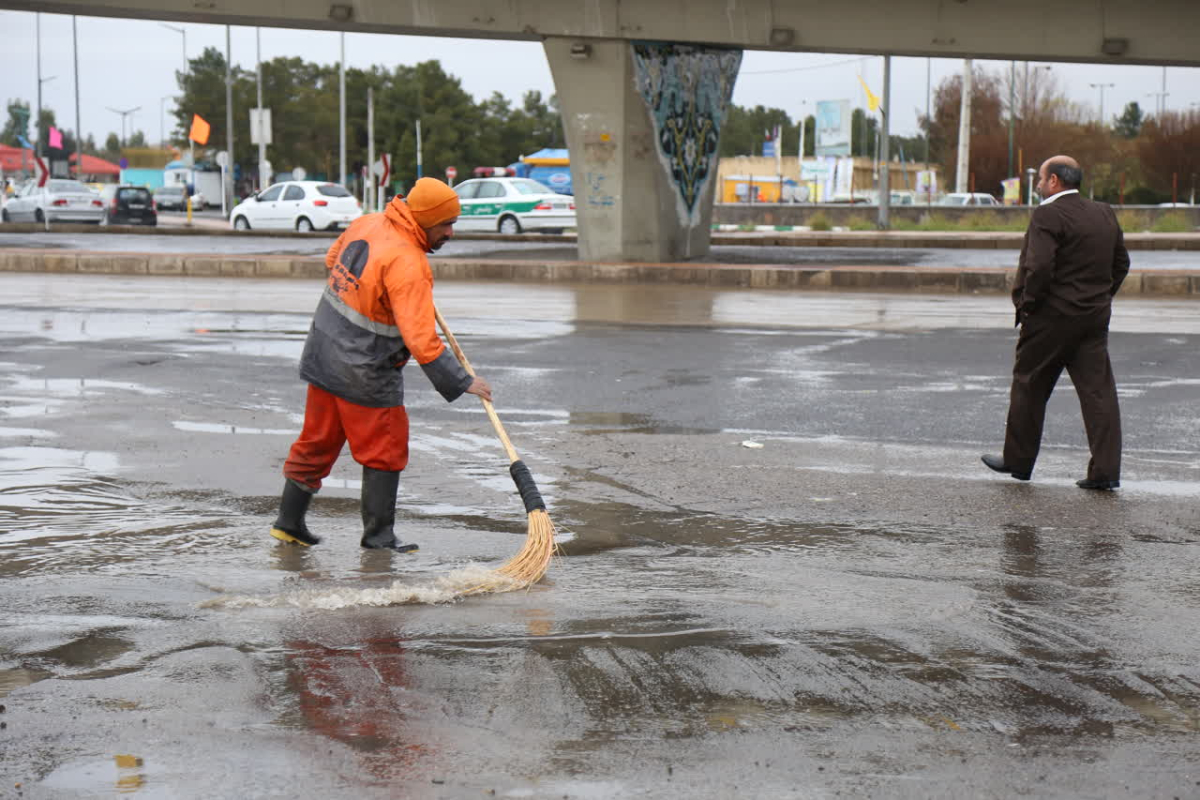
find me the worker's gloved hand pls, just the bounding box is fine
[466,376,493,403]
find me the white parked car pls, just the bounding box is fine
[938,192,1000,206]
[229,181,362,232]
[1,178,104,224]
[155,185,206,211]
[452,177,575,234]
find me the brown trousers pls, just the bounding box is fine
[1003,306,1122,481]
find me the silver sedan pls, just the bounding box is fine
[1,179,105,224]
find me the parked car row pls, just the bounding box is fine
[1,175,581,233]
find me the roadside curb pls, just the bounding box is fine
[2,248,1197,297]
[4,222,1198,250]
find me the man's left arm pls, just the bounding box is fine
[1018,206,1060,315]
[1108,206,1131,295]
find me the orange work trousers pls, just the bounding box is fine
[283,384,410,491]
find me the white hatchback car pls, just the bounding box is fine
[452,177,575,234]
[229,181,362,232]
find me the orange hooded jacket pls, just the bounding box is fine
[298,196,471,408]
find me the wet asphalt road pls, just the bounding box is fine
[1,273,1199,798]
[2,228,1200,270]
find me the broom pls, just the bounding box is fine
[433,306,557,592]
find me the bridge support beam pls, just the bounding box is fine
[545,38,741,262]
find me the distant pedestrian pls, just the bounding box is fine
[982,155,1130,490]
[270,177,492,552]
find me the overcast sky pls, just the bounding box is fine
[4,10,1198,158]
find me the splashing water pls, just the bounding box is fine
[201,564,521,610]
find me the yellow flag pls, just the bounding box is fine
[857,75,881,113]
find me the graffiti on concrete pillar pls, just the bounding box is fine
[631,41,742,226]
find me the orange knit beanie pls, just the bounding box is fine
[406,177,461,228]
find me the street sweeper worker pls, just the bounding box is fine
[269,177,492,553]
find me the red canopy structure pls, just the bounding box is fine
[0,145,120,178]
[69,152,120,176]
[0,144,34,173]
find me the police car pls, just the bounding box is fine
[452,177,575,234]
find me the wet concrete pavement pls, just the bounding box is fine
[1,273,1199,798]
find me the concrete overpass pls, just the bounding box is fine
[11,0,1200,261]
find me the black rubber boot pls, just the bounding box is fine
[269,479,322,546]
[360,466,418,553]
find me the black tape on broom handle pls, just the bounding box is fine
[509,460,546,513]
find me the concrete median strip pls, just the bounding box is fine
[1,247,1198,296]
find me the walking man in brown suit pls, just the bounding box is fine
[982,155,1130,490]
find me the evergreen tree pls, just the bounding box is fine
[1,100,32,146]
[1113,101,1143,139]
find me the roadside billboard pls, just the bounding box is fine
[815,100,851,157]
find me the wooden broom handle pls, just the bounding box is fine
[433,306,521,465]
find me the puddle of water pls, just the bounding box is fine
[9,377,164,397]
[39,754,150,796]
[172,420,298,436]
[0,426,56,438]
[0,666,54,698]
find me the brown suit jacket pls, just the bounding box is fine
[1012,192,1131,323]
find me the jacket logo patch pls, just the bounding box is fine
[331,240,369,294]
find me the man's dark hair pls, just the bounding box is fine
[1047,162,1083,189]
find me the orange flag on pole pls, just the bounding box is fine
[189,114,211,145]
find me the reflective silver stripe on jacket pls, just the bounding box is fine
[321,285,401,338]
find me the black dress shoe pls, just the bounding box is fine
[1076,478,1120,490]
[981,454,1031,481]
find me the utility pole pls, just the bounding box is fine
[224,25,234,213]
[924,57,931,169]
[1007,62,1015,178]
[339,32,346,188]
[416,119,423,179]
[955,59,972,193]
[367,86,375,212]
[1089,82,1114,124]
[73,16,82,179]
[35,12,41,157]
[877,55,891,230]
[256,27,266,192]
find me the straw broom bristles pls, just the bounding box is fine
[434,307,558,594]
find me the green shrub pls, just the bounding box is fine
[845,215,875,231]
[1150,212,1195,233]
[1116,210,1151,232]
[807,212,831,231]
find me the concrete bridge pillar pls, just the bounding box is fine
[544,38,741,262]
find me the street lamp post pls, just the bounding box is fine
[106,106,140,147]
[159,23,187,76]
[1147,91,1170,117]
[35,14,57,159]
[160,96,178,148]
[1089,82,1115,124]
